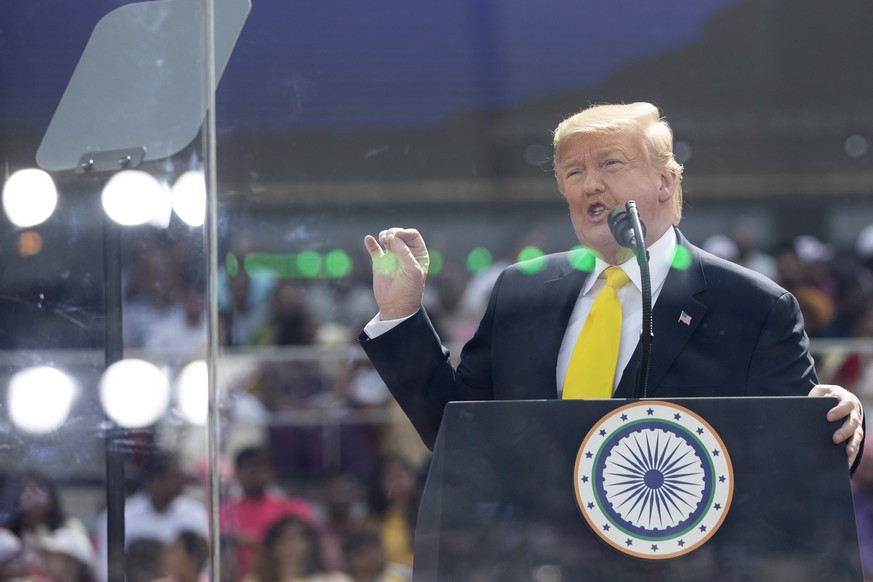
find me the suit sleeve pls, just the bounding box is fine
[747,290,818,395]
[359,280,506,450]
[749,290,866,475]
[358,309,455,450]
[358,270,513,449]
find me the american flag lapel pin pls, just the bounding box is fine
[678,311,692,326]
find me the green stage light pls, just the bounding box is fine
[517,246,546,274]
[568,245,595,272]
[467,247,493,274]
[325,249,352,278]
[428,250,444,275]
[226,252,240,277]
[297,250,322,278]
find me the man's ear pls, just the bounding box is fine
[658,170,678,202]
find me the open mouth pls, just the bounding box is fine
[588,202,607,219]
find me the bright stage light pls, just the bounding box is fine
[171,171,206,227]
[2,169,58,227]
[176,360,208,425]
[99,359,170,428]
[101,170,168,226]
[8,366,76,434]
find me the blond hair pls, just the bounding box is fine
[553,102,684,223]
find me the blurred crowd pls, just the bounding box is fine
[699,221,873,404]
[120,221,873,342]
[0,446,426,582]
[118,221,873,400]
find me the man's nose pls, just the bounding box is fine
[582,170,605,195]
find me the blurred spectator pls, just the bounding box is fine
[218,535,240,582]
[364,456,422,580]
[831,303,873,400]
[139,278,207,357]
[314,471,369,572]
[416,238,468,346]
[251,360,380,481]
[123,234,184,349]
[853,437,873,580]
[794,235,846,337]
[0,528,26,580]
[113,226,209,355]
[251,361,331,479]
[125,538,166,582]
[730,217,778,280]
[304,249,379,336]
[773,242,836,337]
[456,228,551,345]
[219,236,277,346]
[377,400,432,470]
[253,361,331,413]
[794,235,839,299]
[1,470,96,579]
[96,451,208,582]
[821,252,873,339]
[157,530,210,582]
[343,529,408,582]
[856,223,873,266]
[220,446,319,580]
[701,234,738,262]
[38,526,98,582]
[244,515,351,582]
[252,280,318,346]
[341,358,425,469]
[343,361,390,411]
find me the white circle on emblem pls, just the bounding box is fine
[574,401,734,559]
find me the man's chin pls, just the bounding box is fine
[580,239,631,265]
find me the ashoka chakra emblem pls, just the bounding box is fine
[574,401,734,559]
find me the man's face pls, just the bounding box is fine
[556,130,677,264]
[237,460,274,497]
[147,464,187,507]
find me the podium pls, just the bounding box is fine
[414,397,863,581]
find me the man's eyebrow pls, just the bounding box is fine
[594,145,630,157]
[557,143,632,166]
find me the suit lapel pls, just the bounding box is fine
[645,246,707,394]
[615,230,708,397]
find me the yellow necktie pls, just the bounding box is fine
[562,266,630,399]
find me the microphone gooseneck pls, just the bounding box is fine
[607,201,653,399]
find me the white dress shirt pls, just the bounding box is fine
[556,228,677,396]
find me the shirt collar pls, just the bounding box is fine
[583,228,678,295]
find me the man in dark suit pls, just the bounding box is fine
[358,102,864,471]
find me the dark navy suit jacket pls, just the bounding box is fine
[360,228,818,451]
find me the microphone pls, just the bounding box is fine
[607,202,646,249]
[607,201,652,399]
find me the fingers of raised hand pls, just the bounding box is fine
[375,228,429,270]
[364,235,384,258]
[378,227,415,247]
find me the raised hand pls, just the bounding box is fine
[364,228,430,320]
